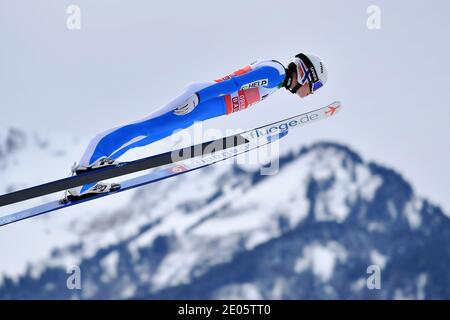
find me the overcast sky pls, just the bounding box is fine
[1,0,450,212]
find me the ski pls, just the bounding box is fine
[0,135,274,227]
[0,101,342,226]
[0,134,249,207]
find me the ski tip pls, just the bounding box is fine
[330,101,342,108]
[324,101,342,117]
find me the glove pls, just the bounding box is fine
[173,93,200,116]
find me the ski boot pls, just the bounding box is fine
[59,157,122,204]
[72,156,122,175]
[60,182,121,204]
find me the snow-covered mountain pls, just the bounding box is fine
[0,127,449,299]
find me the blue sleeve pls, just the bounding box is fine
[197,66,285,103]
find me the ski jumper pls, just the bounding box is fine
[79,60,287,168]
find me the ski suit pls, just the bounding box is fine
[79,60,287,169]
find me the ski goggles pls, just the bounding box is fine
[310,79,324,93]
